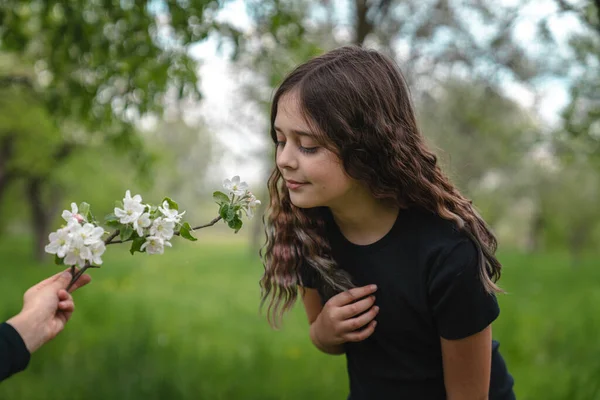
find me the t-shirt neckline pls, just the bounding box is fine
[326,207,405,254]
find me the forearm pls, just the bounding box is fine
[309,322,345,355]
[7,312,45,354]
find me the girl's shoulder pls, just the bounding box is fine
[401,206,477,265]
[402,206,466,242]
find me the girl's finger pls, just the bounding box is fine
[338,296,376,319]
[344,320,377,343]
[341,306,379,332]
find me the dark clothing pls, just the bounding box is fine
[0,322,30,382]
[301,207,515,399]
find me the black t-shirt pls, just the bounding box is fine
[0,322,30,382]
[300,207,515,399]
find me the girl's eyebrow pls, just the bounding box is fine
[274,126,314,137]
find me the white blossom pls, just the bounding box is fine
[46,218,106,266]
[133,212,152,236]
[88,240,106,265]
[61,203,84,224]
[150,217,175,241]
[247,195,261,219]
[76,223,105,245]
[223,176,249,196]
[114,190,145,224]
[45,226,73,258]
[140,236,172,255]
[63,237,91,267]
[158,201,185,223]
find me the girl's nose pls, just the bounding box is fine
[276,144,299,170]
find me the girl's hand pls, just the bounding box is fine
[312,284,379,348]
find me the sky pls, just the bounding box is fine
[186,0,578,186]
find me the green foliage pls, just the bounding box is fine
[0,85,63,177]
[129,237,146,255]
[54,254,64,265]
[0,0,230,130]
[214,193,245,234]
[78,202,90,221]
[179,222,198,242]
[161,197,179,211]
[213,191,230,204]
[119,224,133,242]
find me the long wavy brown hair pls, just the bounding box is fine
[260,45,502,327]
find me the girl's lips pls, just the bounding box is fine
[285,180,307,190]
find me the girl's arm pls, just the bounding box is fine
[440,325,493,400]
[301,288,345,355]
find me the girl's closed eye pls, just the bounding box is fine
[275,140,320,155]
[299,145,319,154]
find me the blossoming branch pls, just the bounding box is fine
[45,176,260,290]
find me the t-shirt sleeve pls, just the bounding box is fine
[0,321,31,382]
[427,238,500,340]
[298,261,319,289]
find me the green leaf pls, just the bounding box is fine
[130,237,146,255]
[150,207,160,219]
[54,254,65,265]
[88,209,97,224]
[179,222,198,241]
[78,202,90,220]
[213,191,230,204]
[228,216,243,233]
[219,203,230,220]
[105,213,119,222]
[105,213,120,227]
[162,197,179,210]
[120,225,134,242]
[226,207,235,221]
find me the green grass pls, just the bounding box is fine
[1,236,599,399]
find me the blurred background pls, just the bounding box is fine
[1,0,599,398]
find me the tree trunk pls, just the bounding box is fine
[594,0,600,34]
[27,177,62,262]
[525,208,545,253]
[0,134,16,216]
[0,174,13,213]
[354,0,373,46]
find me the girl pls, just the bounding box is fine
[260,46,515,399]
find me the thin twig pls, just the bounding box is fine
[107,216,223,243]
[66,261,98,291]
[104,229,120,244]
[176,216,222,234]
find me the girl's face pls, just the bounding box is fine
[274,92,358,209]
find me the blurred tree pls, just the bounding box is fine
[549,0,600,162]
[0,0,241,259]
[417,79,538,195]
[542,161,600,265]
[141,112,216,212]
